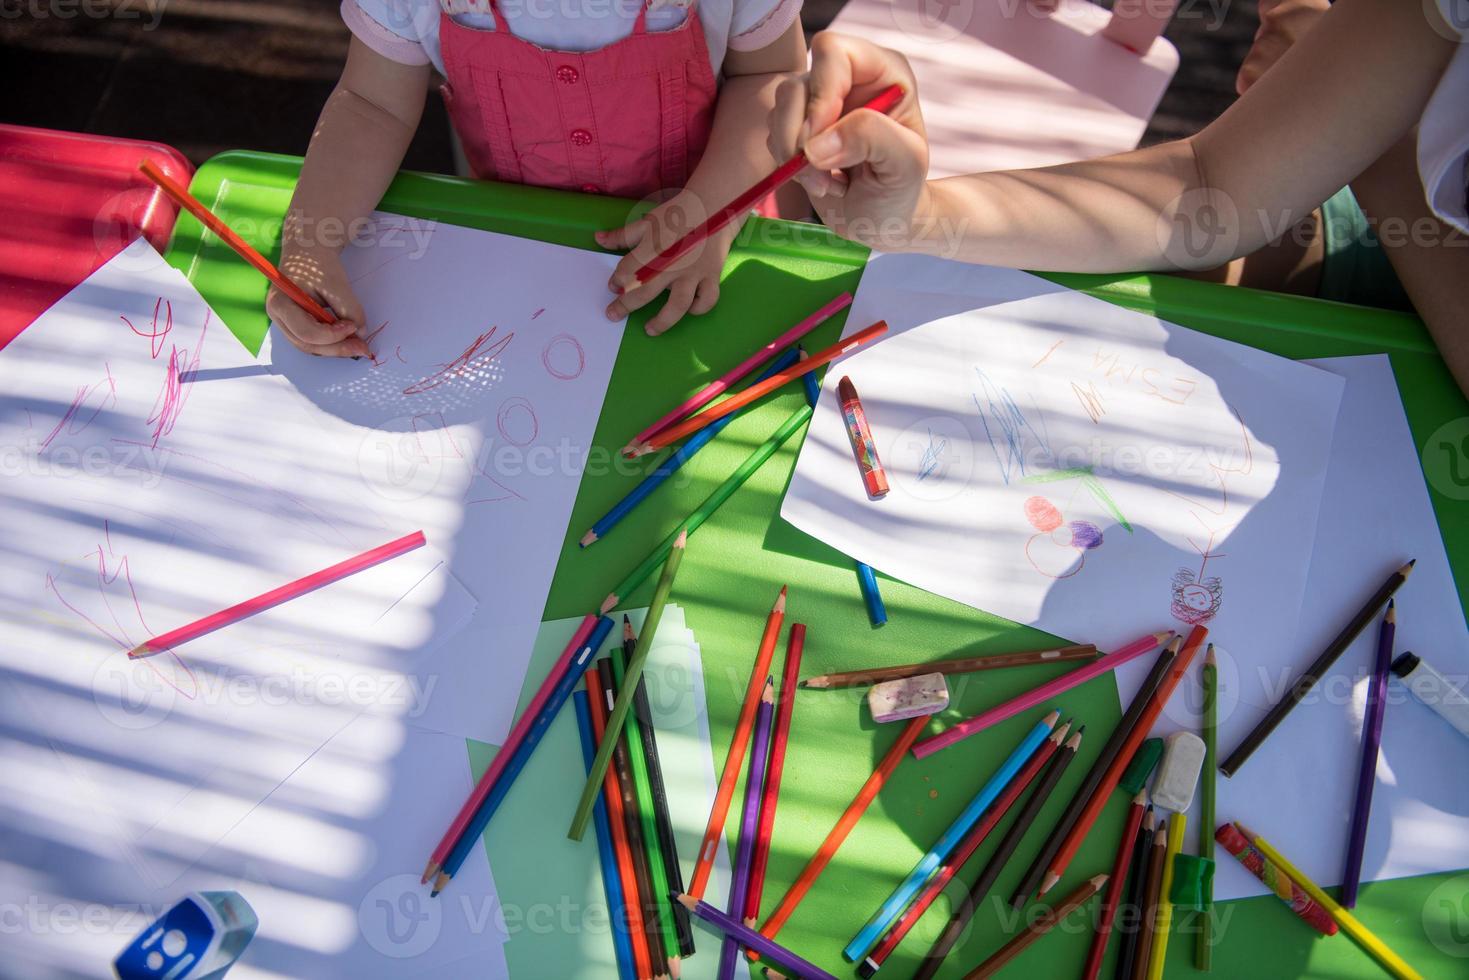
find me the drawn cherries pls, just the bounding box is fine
[1023,495,1104,579]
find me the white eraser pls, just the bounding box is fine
[1152,731,1205,812]
[868,673,949,723]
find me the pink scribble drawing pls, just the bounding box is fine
[541,333,585,381]
[495,397,539,447]
[46,520,199,700]
[467,463,524,505]
[40,364,117,450]
[124,297,209,448]
[402,327,514,395]
[121,297,173,358]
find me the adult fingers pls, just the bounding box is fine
[806,33,925,145]
[803,109,929,190]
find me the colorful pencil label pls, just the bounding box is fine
[842,402,889,497]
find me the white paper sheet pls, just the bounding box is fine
[782,252,1343,672]
[1197,355,1469,901]
[0,239,476,897]
[266,213,625,743]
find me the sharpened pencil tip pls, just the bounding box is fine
[674,528,688,548]
[762,678,775,703]
[421,860,439,884]
[1091,873,1109,887]
[600,594,618,615]
[1041,708,1060,728]
[1205,643,1217,666]
[579,529,597,547]
[1039,872,1059,896]
[1385,600,1396,623]
[675,893,696,911]
[127,644,150,659]
[774,585,787,613]
[1403,558,1417,575]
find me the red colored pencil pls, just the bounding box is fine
[744,622,805,925]
[1081,788,1147,980]
[137,159,335,324]
[129,530,425,658]
[689,586,787,898]
[588,668,656,980]
[617,85,905,291]
[627,322,888,458]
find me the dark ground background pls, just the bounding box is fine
[0,0,1260,170]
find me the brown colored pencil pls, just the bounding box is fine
[961,874,1108,979]
[1130,824,1169,980]
[800,643,1100,689]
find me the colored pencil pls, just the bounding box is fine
[1343,602,1396,908]
[601,660,672,980]
[1130,825,1168,980]
[129,530,425,658]
[1112,807,1155,980]
[1222,560,1414,777]
[589,668,657,980]
[854,561,887,627]
[620,85,905,290]
[913,632,1168,759]
[755,713,929,945]
[574,690,639,980]
[602,405,812,612]
[612,638,684,968]
[689,588,788,898]
[1145,812,1185,980]
[424,613,599,883]
[572,533,688,841]
[675,894,838,980]
[1214,822,1335,935]
[1009,635,1180,906]
[137,159,335,324]
[962,875,1108,980]
[844,710,1059,961]
[628,322,888,458]
[1082,789,1148,980]
[1244,825,1422,980]
[587,348,801,547]
[802,643,1101,690]
[624,293,853,451]
[746,625,805,925]
[720,680,776,980]
[1039,627,1207,897]
[863,723,1074,978]
[1196,645,1218,970]
[620,619,695,957]
[433,615,615,894]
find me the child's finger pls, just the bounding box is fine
[644,278,699,336]
[689,275,720,317]
[595,217,652,254]
[266,287,360,346]
[275,313,371,358]
[606,239,661,295]
[604,273,665,321]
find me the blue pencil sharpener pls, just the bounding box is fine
[114,891,257,980]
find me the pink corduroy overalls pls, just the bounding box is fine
[438,0,717,200]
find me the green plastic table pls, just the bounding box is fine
[168,150,1469,980]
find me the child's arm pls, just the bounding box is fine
[599,21,808,335]
[268,37,430,357]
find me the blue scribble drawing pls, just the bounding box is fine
[972,368,1053,484]
[917,428,948,481]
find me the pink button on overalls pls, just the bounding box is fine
[439,0,718,200]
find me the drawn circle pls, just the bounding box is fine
[541,334,585,380]
[1024,496,1063,532]
[1024,532,1084,579]
[890,415,974,502]
[359,874,442,958]
[1423,874,1469,958]
[92,652,179,731]
[495,398,539,447]
[1421,417,1469,501]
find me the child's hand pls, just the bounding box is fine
[267,248,372,358]
[598,191,739,336]
[767,33,930,249]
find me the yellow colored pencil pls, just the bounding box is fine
[1146,812,1186,980]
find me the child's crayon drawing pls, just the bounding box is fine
[40,365,116,451]
[972,368,1052,485]
[402,326,513,396]
[917,427,948,481]
[540,333,585,381]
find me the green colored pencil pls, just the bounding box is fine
[571,530,688,840]
[612,634,684,964]
[600,404,812,613]
[1197,643,1218,970]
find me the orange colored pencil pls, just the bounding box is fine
[1039,625,1209,896]
[755,713,929,945]
[137,159,335,325]
[625,322,888,458]
[688,586,787,898]
[588,669,655,980]
[744,622,805,924]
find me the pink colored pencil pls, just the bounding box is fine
[912,632,1166,759]
[625,293,852,451]
[128,530,426,658]
[421,613,599,882]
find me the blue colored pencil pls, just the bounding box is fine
[435,615,616,893]
[842,709,1060,961]
[581,347,801,547]
[574,690,637,980]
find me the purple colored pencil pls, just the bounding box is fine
[719,678,776,979]
[1342,600,1396,907]
[676,893,838,980]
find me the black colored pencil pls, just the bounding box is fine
[619,617,695,958]
[1008,638,1177,906]
[600,659,671,979]
[1129,822,1168,980]
[1221,560,1414,777]
[1112,806,1155,980]
[911,725,1084,980]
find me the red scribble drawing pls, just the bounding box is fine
[402,326,514,395]
[541,333,585,381]
[121,298,173,358]
[40,364,117,450]
[394,345,407,364]
[46,520,199,700]
[495,397,539,447]
[467,462,524,505]
[1032,340,1063,369]
[363,321,390,367]
[531,308,546,320]
[409,412,464,460]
